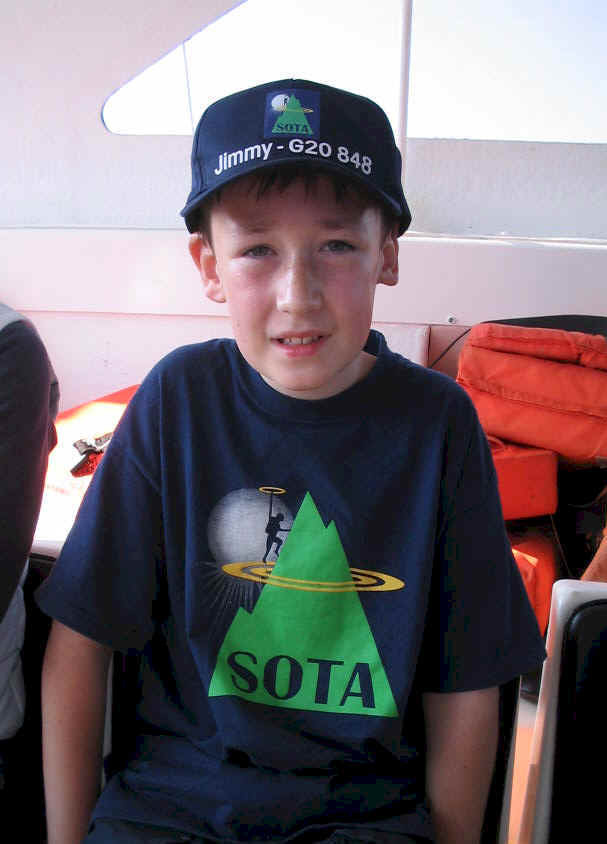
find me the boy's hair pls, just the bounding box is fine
[195,163,399,245]
[181,78,411,236]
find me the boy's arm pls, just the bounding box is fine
[42,619,113,844]
[423,686,499,844]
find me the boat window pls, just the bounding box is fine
[101,0,405,139]
[405,0,606,239]
[101,0,606,240]
[408,0,606,144]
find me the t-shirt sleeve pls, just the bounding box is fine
[0,319,55,620]
[419,389,546,692]
[35,379,164,652]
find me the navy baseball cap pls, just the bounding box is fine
[181,78,412,235]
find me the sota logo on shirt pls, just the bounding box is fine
[208,491,403,717]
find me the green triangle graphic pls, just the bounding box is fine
[209,493,398,717]
[271,94,313,135]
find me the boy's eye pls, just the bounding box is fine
[243,244,272,258]
[323,240,355,253]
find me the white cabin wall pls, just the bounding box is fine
[23,311,234,410]
[405,138,607,240]
[1,0,606,410]
[2,0,237,229]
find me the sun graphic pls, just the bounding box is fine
[207,487,294,564]
[271,94,290,112]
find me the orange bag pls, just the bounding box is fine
[489,437,557,520]
[465,322,607,370]
[509,527,559,635]
[457,324,607,464]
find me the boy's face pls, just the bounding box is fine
[189,175,399,400]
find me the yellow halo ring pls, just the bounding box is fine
[222,562,404,593]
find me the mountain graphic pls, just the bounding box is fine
[208,492,398,717]
[272,94,313,135]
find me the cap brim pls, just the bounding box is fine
[181,158,411,235]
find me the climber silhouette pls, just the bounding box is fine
[263,512,285,563]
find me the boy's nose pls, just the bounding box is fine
[276,256,322,313]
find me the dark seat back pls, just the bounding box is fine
[0,556,54,839]
[489,314,607,339]
[520,580,607,844]
[549,599,607,842]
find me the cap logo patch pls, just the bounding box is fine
[264,90,320,138]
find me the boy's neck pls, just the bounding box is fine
[259,348,378,401]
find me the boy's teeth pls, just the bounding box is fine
[281,336,320,345]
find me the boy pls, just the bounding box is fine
[38,79,544,844]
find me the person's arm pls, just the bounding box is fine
[0,319,54,619]
[581,531,607,582]
[423,686,499,844]
[42,619,113,844]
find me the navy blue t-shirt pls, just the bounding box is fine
[37,332,544,841]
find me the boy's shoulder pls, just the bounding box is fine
[378,336,475,414]
[147,337,239,384]
[118,339,239,430]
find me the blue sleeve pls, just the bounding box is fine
[35,377,164,652]
[0,319,56,620]
[420,392,546,692]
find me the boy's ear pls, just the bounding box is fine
[377,225,399,287]
[188,234,226,303]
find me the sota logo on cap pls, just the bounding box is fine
[264,89,320,138]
